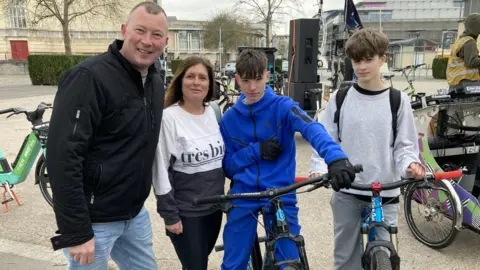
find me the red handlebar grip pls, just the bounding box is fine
[434,170,463,181]
[295,177,308,183]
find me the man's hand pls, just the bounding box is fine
[69,238,95,265]
[327,159,356,192]
[407,162,425,180]
[259,140,283,161]
[166,221,183,235]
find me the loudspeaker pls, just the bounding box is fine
[287,82,322,113]
[288,19,319,83]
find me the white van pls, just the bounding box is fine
[282,60,288,73]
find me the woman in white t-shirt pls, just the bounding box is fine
[152,56,225,270]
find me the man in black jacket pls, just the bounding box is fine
[47,1,168,269]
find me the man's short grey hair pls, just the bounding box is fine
[126,1,168,24]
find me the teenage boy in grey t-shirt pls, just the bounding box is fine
[309,28,425,270]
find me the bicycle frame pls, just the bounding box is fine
[0,129,45,186]
[360,183,401,269]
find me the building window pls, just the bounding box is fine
[190,31,201,50]
[178,31,188,50]
[7,0,26,28]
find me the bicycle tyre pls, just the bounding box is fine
[403,181,459,249]
[36,154,53,207]
[370,250,392,270]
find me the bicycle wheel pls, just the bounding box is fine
[403,180,459,249]
[369,250,392,270]
[36,154,53,207]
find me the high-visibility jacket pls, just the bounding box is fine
[446,36,480,86]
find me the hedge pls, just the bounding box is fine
[28,55,91,85]
[432,57,448,80]
[171,59,183,74]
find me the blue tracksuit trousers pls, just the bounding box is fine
[221,202,301,270]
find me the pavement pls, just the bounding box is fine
[0,253,60,270]
[0,75,479,270]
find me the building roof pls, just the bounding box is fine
[389,37,439,46]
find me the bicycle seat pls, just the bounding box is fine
[383,74,395,80]
[309,88,322,94]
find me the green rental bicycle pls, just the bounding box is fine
[0,102,53,211]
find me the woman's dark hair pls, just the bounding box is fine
[164,56,215,108]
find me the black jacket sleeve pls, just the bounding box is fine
[47,67,104,250]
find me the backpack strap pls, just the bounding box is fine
[389,88,401,147]
[210,102,222,123]
[333,86,350,142]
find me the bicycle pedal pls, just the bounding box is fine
[2,198,13,205]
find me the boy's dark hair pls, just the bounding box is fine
[345,28,389,61]
[236,49,268,79]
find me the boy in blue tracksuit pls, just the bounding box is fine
[219,49,357,270]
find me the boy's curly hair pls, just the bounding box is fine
[236,49,268,79]
[345,28,389,61]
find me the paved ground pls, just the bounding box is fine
[0,75,479,270]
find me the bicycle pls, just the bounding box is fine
[0,102,53,211]
[296,168,462,270]
[193,165,365,270]
[215,75,241,114]
[385,63,425,100]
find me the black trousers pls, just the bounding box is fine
[167,210,223,270]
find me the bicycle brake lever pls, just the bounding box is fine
[6,112,15,118]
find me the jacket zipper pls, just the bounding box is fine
[90,164,102,204]
[250,105,261,193]
[72,109,80,135]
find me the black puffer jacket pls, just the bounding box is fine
[47,40,164,250]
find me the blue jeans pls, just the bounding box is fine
[63,207,157,270]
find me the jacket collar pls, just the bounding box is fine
[108,40,159,88]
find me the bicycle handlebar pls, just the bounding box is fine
[295,169,463,192]
[0,102,52,124]
[193,165,364,205]
[193,166,464,205]
[392,63,425,72]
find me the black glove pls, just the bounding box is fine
[328,158,356,191]
[259,140,283,161]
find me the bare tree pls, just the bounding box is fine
[203,10,258,62]
[25,0,124,55]
[235,0,303,47]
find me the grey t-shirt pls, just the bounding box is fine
[310,85,421,197]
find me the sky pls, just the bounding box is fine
[161,0,356,35]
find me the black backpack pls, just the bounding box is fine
[333,86,401,147]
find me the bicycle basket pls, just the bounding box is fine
[32,122,49,145]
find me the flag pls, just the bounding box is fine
[344,0,363,31]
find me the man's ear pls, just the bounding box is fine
[235,73,240,84]
[121,24,127,39]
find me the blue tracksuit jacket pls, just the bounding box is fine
[220,85,347,205]
[219,85,347,269]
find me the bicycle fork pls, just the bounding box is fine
[264,200,310,269]
[360,202,399,253]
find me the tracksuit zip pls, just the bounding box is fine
[250,105,261,192]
